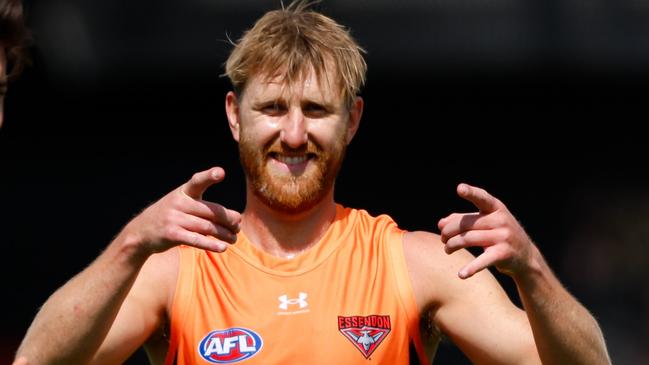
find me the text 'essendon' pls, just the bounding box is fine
[338,315,391,329]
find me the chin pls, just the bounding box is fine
[254,177,329,214]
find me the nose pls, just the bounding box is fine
[280,107,308,148]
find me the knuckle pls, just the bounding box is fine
[203,220,214,234]
[493,213,508,227]
[173,190,188,204]
[495,245,514,261]
[188,173,203,188]
[498,227,513,242]
[187,232,200,246]
[164,226,181,241]
[491,227,509,242]
[162,211,177,227]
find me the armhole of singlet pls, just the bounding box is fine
[385,226,431,365]
[163,246,197,365]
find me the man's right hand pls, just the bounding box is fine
[119,166,242,256]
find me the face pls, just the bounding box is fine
[226,67,363,214]
[0,47,6,127]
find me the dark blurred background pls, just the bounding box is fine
[1,0,648,364]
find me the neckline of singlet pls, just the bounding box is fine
[226,204,355,277]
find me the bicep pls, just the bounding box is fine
[404,232,539,365]
[434,266,539,365]
[91,249,178,365]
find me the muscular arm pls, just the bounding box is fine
[90,248,178,365]
[512,244,609,365]
[423,183,610,365]
[15,167,241,365]
[16,234,162,365]
[405,231,540,364]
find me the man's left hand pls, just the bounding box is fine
[438,183,535,279]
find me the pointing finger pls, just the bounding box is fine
[182,167,225,199]
[457,183,500,214]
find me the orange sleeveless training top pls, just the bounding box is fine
[164,205,429,364]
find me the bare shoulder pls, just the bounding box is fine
[402,230,474,274]
[402,231,517,319]
[402,231,480,308]
[403,231,538,364]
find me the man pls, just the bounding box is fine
[15,2,610,364]
[0,0,29,127]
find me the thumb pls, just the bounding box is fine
[181,167,225,199]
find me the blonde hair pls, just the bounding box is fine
[225,1,366,107]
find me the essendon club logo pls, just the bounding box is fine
[338,315,391,359]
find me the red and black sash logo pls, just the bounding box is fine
[338,315,391,359]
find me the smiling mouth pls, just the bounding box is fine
[270,152,316,165]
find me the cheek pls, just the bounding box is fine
[307,119,348,145]
[240,115,281,144]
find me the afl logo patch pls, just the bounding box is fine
[198,327,263,363]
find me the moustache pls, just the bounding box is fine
[264,140,323,156]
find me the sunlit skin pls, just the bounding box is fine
[225,67,363,255]
[10,5,610,363]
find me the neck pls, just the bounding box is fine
[241,189,337,259]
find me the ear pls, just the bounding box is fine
[225,91,241,142]
[345,96,364,144]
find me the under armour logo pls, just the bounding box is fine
[278,292,308,310]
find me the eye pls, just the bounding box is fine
[303,102,328,118]
[260,102,287,116]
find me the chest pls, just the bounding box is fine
[174,247,414,364]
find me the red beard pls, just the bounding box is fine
[239,132,347,214]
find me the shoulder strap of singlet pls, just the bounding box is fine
[163,246,197,365]
[384,225,431,364]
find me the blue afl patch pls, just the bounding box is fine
[198,327,263,363]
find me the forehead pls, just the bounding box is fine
[243,66,341,103]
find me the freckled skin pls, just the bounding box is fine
[227,69,356,214]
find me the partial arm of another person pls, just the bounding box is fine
[406,183,610,365]
[14,167,241,365]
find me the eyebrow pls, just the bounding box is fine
[252,97,284,107]
[302,98,335,110]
